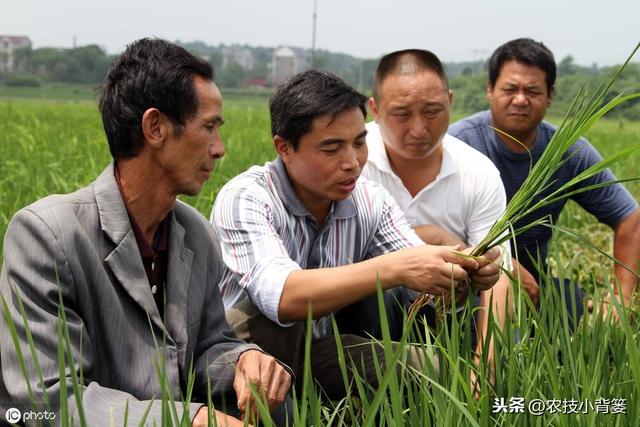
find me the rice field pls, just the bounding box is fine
[1,97,640,426]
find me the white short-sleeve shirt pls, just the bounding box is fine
[363,121,507,249]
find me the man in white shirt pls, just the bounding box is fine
[360,49,511,360]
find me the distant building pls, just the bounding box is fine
[269,46,309,86]
[221,46,254,71]
[0,35,31,72]
[242,78,268,88]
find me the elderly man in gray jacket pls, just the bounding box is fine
[0,38,291,427]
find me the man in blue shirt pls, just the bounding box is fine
[449,38,640,323]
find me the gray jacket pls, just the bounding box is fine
[0,163,258,426]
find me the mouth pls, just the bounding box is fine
[200,166,214,179]
[336,177,357,193]
[405,140,433,150]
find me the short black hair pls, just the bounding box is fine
[269,70,367,150]
[372,49,449,101]
[488,38,556,94]
[99,38,214,160]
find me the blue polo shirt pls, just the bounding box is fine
[449,110,638,281]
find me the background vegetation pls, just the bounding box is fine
[2,41,639,120]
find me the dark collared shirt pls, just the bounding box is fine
[114,165,169,319]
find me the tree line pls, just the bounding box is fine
[2,42,639,120]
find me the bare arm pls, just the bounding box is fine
[471,270,511,394]
[278,244,478,322]
[413,224,466,247]
[511,258,539,305]
[612,209,640,304]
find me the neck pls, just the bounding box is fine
[117,158,176,242]
[301,194,331,228]
[386,144,443,198]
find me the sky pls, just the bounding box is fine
[2,0,639,66]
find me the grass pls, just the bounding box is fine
[1,87,640,424]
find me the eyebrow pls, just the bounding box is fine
[318,130,368,146]
[209,115,224,126]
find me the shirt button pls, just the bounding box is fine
[151,261,155,270]
[151,285,157,294]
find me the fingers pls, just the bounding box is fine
[438,262,468,284]
[268,364,292,410]
[214,410,246,427]
[233,365,248,413]
[468,262,501,291]
[479,246,502,264]
[234,350,263,413]
[234,350,292,417]
[260,356,276,404]
[441,246,479,270]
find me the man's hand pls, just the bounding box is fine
[234,350,292,419]
[512,259,539,305]
[466,246,502,291]
[192,406,248,427]
[588,292,633,324]
[388,244,479,295]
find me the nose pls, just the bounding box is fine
[210,134,225,160]
[512,91,529,106]
[341,145,360,171]
[409,116,427,139]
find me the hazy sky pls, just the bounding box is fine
[3,0,639,65]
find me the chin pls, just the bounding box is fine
[180,184,203,197]
[333,191,354,200]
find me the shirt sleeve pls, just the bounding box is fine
[365,183,425,258]
[467,165,513,269]
[466,164,507,246]
[212,185,300,326]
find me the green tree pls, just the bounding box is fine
[217,61,246,88]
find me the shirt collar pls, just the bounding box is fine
[268,157,356,220]
[365,122,395,174]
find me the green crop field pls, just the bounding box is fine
[1,97,640,426]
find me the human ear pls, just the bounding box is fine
[486,81,494,102]
[141,108,168,149]
[368,97,381,122]
[274,135,291,162]
[547,86,556,106]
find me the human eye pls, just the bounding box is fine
[424,107,444,118]
[392,111,410,121]
[320,144,341,155]
[527,88,543,97]
[354,138,367,148]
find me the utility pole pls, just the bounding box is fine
[471,48,487,73]
[310,0,317,68]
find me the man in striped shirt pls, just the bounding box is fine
[211,70,502,398]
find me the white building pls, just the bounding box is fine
[0,35,31,72]
[270,46,309,86]
[221,46,254,71]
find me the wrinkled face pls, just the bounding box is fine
[160,76,225,196]
[277,107,367,214]
[487,60,553,146]
[370,70,452,161]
